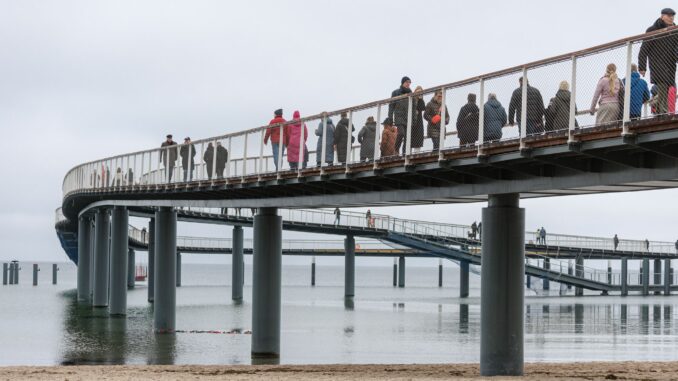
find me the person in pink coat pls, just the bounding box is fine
[286,110,309,170]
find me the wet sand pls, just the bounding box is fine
[0,362,677,380]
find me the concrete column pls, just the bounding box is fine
[93,208,110,308]
[654,259,662,295]
[311,257,316,286]
[52,264,58,285]
[621,258,628,296]
[642,258,650,296]
[543,258,550,291]
[127,249,135,289]
[459,260,469,298]
[76,216,92,300]
[176,252,182,287]
[14,262,19,284]
[109,206,129,316]
[664,259,671,296]
[154,207,177,332]
[392,258,397,287]
[398,256,406,288]
[32,264,39,286]
[575,256,584,297]
[8,263,14,285]
[438,258,443,287]
[480,193,524,376]
[89,221,95,299]
[251,207,282,358]
[232,226,244,301]
[148,218,155,303]
[567,260,573,290]
[344,235,355,298]
[607,260,613,284]
[2,263,7,285]
[526,275,531,289]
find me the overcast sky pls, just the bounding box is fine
[1,0,676,265]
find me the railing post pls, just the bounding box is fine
[520,66,528,150]
[438,88,447,160]
[478,78,485,155]
[211,139,218,181]
[405,96,413,164]
[187,142,193,183]
[277,123,284,174]
[199,142,204,181]
[373,104,382,169]
[568,55,578,144]
[345,110,353,172]
[320,115,328,173]
[226,137,232,180]
[259,129,265,177]
[622,41,633,134]
[242,133,248,182]
[298,117,305,175]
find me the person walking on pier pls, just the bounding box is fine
[613,234,619,251]
[180,137,196,182]
[264,109,287,171]
[483,93,507,142]
[456,93,479,146]
[366,209,372,228]
[358,116,377,162]
[160,134,177,183]
[380,118,398,158]
[590,63,623,125]
[424,90,450,151]
[623,64,651,120]
[540,227,547,245]
[471,222,478,240]
[508,77,545,135]
[334,208,341,227]
[645,238,650,252]
[286,110,309,170]
[639,8,678,115]
[389,76,412,155]
[315,115,335,167]
[410,86,426,153]
[334,112,355,165]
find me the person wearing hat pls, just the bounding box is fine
[264,108,288,170]
[380,117,398,158]
[424,90,450,151]
[638,8,678,115]
[160,134,177,183]
[357,116,377,162]
[388,76,413,155]
[180,137,196,182]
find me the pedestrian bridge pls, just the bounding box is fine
[58,26,678,375]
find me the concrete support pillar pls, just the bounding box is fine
[311,257,316,286]
[575,256,584,297]
[642,258,650,296]
[2,263,7,285]
[438,258,443,287]
[154,207,177,332]
[392,258,397,287]
[232,226,244,301]
[32,264,39,286]
[176,252,182,287]
[460,260,469,298]
[93,209,110,308]
[109,206,129,316]
[607,260,613,284]
[664,259,671,296]
[654,259,662,295]
[543,258,550,291]
[398,256,406,288]
[77,217,92,301]
[344,235,355,298]
[8,263,14,285]
[148,218,155,303]
[52,264,58,285]
[127,249,135,289]
[621,258,628,296]
[251,207,282,358]
[480,193,524,377]
[526,275,531,289]
[14,262,19,284]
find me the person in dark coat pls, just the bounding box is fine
[483,94,507,142]
[215,141,228,178]
[388,76,412,155]
[334,112,355,164]
[545,81,578,132]
[160,134,177,183]
[410,86,426,152]
[180,137,196,182]
[204,142,215,180]
[456,93,479,146]
[508,77,545,135]
[613,234,619,251]
[358,116,377,161]
[424,90,450,151]
[315,115,335,166]
[638,8,678,115]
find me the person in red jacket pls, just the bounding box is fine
[264,109,288,170]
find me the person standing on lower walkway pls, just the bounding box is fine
[540,227,546,245]
[613,234,619,251]
[334,207,341,226]
[638,8,678,115]
[365,210,372,228]
[645,239,650,252]
[590,64,622,125]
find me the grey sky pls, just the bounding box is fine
[0,0,676,264]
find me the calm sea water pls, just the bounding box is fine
[1,261,677,365]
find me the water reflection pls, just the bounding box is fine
[459,304,469,334]
[574,304,584,335]
[147,333,176,365]
[344,297,354,311]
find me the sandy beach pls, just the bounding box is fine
[0,362,677,380]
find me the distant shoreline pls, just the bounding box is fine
[0,362,676,380]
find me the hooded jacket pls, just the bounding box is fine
[638,18,678,86]
[545,89,577,131]
[358,121,377,160]
[622,71,651,117]
[315,118,335,163]
[285,111,308,164]
[483,98,507,142]
[380,125,398,157]
[334,117,355,163]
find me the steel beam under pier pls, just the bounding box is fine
[232,226,244,301]
[148,219,155,303]
[176,252,182,287]
[459,260,469,298]
[93,209,110,308]
[77,216,92,302]
[480,193,524,377]
[154,207,177,332]
[127,249,135,289]
[345,235,355,298]
[109,206,129,316]
[251,208,282,359]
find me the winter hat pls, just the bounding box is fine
[293,110,301,119]
[274,108,283,116]
[382,117,393,126]
[401,76,411,85]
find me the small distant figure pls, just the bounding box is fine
[508,77,545,135]
[334,112,355,165]
[456,93,479,146]
[389,76,412,155]
[410,86,426,154]
[645,238,650,252]
[424,90,450,151]
[180,137,196,182]
[264,109,287,171]
[235,208,242,217]
[613,234,619,251]
[380,118,398,158]
[251,208,257,216]
[590,63,622,125]
[114,167,123,187]
[160,134,178,183]
[540,227,547,245]
[334,207,341,227]
[358,117,377,162]
[483,93,507,142]
[471,222,478,240]
[536,228,542,244]
[366,209,372,228]
[478,222,482,240]
[315,114,335,167]
[141,227,147,242]
[125,168,134,186]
